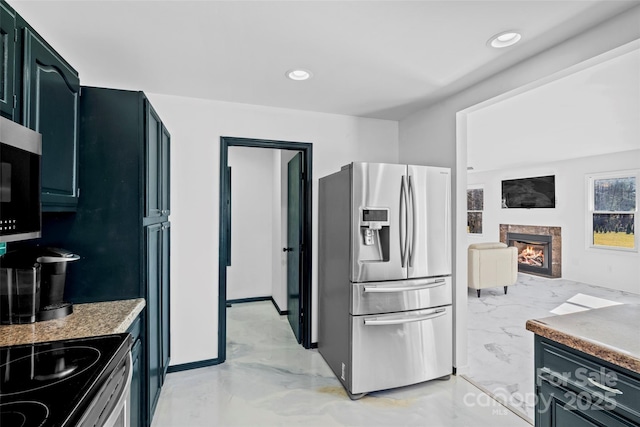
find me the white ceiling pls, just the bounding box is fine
[467,46,640,172]
[8,0,640,121]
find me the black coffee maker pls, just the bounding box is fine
[35,248,80,321]
[0,247,79,324]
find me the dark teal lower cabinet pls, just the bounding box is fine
[146,221,170,419]
[127,316,143,427]
[537,380,634,427]
[130,337,143,427]
[161,222,171,379]
[534,336,640,427]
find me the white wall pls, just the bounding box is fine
[227,146,276,300]
[145,94,399,366]
[398,7,640,373]
[468,150,640,293]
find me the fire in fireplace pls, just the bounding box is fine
[518,245,545,267]
[507,232,553,277]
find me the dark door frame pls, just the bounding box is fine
[218,136,313,363]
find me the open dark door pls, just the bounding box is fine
[219,137,312,364]
[286,152,303,343]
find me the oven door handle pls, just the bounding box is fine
[101,351,133,427]
[364,308,446,326]
[78,350,133,427]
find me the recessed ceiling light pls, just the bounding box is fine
[286,69,312,81]
[488,31,522,48]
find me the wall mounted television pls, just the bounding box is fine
[501,175,555,209]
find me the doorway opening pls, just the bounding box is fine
[218,137,313,363]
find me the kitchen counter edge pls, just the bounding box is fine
[525,304,640,374]
[0,298,146,347]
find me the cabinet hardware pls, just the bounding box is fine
[587,378,623,395]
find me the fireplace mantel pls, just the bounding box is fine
[499,224,562,278]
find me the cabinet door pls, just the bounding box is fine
[22,28,80,211]
[0,2,16,120]
[537,381,634,427]
[145,102,162,218]
[145,223,162,417]
[161,221,171,380]
[129,338,143,427]
[160,125,170,216]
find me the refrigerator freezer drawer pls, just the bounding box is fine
[351,276,451,316]
[350,305,452,394]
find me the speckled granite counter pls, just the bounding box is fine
[526,303,640,374]
[0,298,145,347]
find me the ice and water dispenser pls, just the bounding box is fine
[359,207,390,262]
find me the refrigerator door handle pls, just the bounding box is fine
[400,175,408,267]
[408,174,416,267]
[363,308,447,326]
[445,172,451,270]
[363,278,446,293]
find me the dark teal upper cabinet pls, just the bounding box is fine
[161,125,171,216]
[146,104,162,218]
[0,1,81,210]
[145,104,170,218]
[22,26,80,211]
[0,2,16,120]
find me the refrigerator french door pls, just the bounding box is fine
[319,162,452,398]
[351,163,451,282]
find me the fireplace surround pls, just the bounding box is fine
[499,224,561,278]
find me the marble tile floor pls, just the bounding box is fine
[152,300,529,427]
[465,273,640,422]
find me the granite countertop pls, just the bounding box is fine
[526,304,640,374]
[0,298,145,347]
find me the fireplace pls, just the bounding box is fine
[499,224,561,278]
[507,232,552,277]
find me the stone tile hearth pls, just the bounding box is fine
[499,224,561,278]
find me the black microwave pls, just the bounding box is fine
[0,117,42,243]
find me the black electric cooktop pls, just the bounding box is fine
[0,334,132,427]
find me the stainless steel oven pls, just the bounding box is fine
[79,351,133,427]
[0,116,42,243]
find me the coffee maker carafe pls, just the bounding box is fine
[0,253,41,325]
[35,248,79,321]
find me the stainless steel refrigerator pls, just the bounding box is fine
[318,162,452,398]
